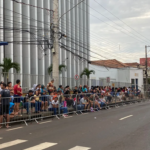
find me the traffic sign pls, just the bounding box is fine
[74,74,79,80]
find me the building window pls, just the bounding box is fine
[131,79,134,84]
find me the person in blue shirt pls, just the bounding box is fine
[57,85,64,94]
[82,85,87,93]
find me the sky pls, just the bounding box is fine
[90,0,150,63]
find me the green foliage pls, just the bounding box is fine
[0,58,20,75]
[80,68,95,79]
[48,64,66,75]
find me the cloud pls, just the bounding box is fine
[90,0,150,63]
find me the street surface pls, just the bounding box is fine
[1,101,150,150]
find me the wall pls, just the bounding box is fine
[89,65,143,90]
[129,68,143,91]
[89,64,118,87]
[118,68,130,83]
[89,64,118,80]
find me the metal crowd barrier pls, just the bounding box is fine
[0,91,148,127]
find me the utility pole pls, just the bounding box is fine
[145,45,150,94]
[145,45,148,93]
[52,0,59,88]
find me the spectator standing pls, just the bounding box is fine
[13,80,22,116]
[7,82,14,102]
[47,79,54,94]
[0,83,11,128]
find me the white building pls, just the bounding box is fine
[0,0,90,88]
[89,59,143,91]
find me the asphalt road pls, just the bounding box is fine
[1,101,150,150]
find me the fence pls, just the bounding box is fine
[0,91,148,127]
[0,72,132,91]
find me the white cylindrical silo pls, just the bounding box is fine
[66,0,71,87]
[4,0,14,84]
[0,0,4,81]
[37,0,45,85]
[30,0,38,86]
[22,0,31,88]
[44,0,51,85]
[60,0,67,87]
[13,0,22,85]
[70,0,75,87]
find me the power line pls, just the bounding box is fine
[94,0,150,43]
[67,0,148,44]
[11,0,54,14]
[59,0,85,21]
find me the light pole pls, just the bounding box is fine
[52,0,85,88]
[52,0,59,87]
[145,45,150,93]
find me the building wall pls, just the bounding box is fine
[129,68,143,91]
[89,64,118,81]
[0,0,89,88]
[118,68,130,83]
[89,65,143,90]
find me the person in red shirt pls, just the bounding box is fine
[14,79,22,116]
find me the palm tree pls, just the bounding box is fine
[80,68,95,85]
[48,64,66,75]
[0,58,20,83]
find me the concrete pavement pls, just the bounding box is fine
[1,101,150,150]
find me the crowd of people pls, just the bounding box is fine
[0,79,143,128]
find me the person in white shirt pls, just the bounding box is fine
[50,96,68,117]
[80,96,89,110]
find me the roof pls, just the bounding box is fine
[124,62,140,67]
[90,59,128,68]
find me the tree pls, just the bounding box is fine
[0,58,20,83]
[48,64,66,75]
[80,68,95,85]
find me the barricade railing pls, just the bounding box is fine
[0,91,148,127]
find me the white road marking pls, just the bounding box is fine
[64,116,73,119]
[39,121,52,124]
[24,142,58,150]
[69,146,91,150]
[0,139,27,149]
[7,127,23,131]
[119,115,133,121]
